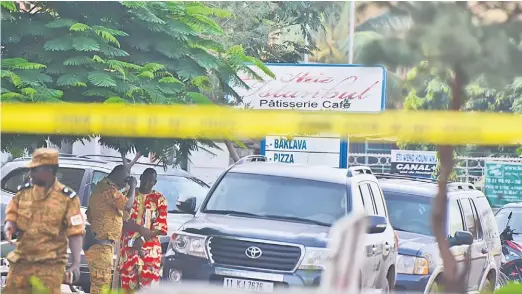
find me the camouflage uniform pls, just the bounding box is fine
[86,178,129,294]
[3,148,85,294]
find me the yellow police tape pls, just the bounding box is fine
[1,103,522,145]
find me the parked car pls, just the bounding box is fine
[163,161,397,293]
[376,174,501,293]
[0,154,209,292]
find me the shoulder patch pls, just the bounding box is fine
[61,186,77,199]
[17,182,32,191]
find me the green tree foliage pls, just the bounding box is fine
[0,1,271,163]
[190,1,328,161]
[207,1,327,63]
[357,2,522,82]
[303,1,413,109]
[356,2,522,158]
[399,63,522,156]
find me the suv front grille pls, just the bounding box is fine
[207,237,303,272]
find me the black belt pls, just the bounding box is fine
[93,239,115,245]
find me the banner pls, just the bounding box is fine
[235,64,386,113]
[390,150,437,179]
[484,162,522,207]
[263,135,341,167]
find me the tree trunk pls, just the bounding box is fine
[432,64,470,293]
[225,140,241,162]
[180,156,188,171]
[179,144,189,171]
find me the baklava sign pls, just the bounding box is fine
[234,64,387,112]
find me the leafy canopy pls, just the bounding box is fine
[0,1,272,162]
[354,2,522,156]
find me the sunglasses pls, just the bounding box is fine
[30,166,53,173]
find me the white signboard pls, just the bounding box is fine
[236,64,386,112]
[265,136,341,153]
[233,64,387,168]
[390,150,438,178]
[264,135,341,166]
[391,149,438,164]
[265,151,340,166]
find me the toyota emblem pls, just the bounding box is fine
[245,246,262,259]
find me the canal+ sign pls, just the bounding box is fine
[233,63,387,168]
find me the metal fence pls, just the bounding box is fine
[348,153,522,189]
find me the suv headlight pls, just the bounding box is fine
[298,247,330,270]
[166,232,208,259]
[396,255,428,275]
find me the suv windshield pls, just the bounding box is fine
[496,208,522,234]
[151,175,209,212]
[202,172,347,226]
[383,191,434,235]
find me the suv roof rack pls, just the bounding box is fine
[81,155,126,161]
[12,153,105,163]
[448,182,476,191]
[57,153,89,158]
[347,166,373,177]
[81,155,167,168]
[234,155,267,165]
[374,174,477,190]
[374,173,438,184]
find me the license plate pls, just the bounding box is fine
[223,278,274,292]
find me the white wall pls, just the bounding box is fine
[72,137,151,163]
[2,138,233,183]
[74,138,232,184]
[1,152,13,165]
[188,143,230,185]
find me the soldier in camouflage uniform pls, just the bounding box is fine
[85,165,136,294]
[3,148,84,294]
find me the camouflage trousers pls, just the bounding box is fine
[4,261,65,294]
[85,244,114,294]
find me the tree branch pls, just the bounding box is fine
[120,152,129,171]
[128,152,142,168]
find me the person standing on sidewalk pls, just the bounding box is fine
[119,168,168,292]
[3,148,84,294]
[85,165,137,294]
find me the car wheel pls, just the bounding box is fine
[481,278,493,292]
[381,276,390,294]
[428,281,441,294]
[496,272,509,289]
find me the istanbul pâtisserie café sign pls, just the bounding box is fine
[235,64,386,112]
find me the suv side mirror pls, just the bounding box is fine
[367,215,387,234]
[450,231,474,246]
[176,197,197,214]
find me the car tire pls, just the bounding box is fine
[481,278,493,292]
[381,276,390,294]
[497,272,509,289]
[428,281,441,294]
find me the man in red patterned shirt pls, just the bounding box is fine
[118,168,168,292]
